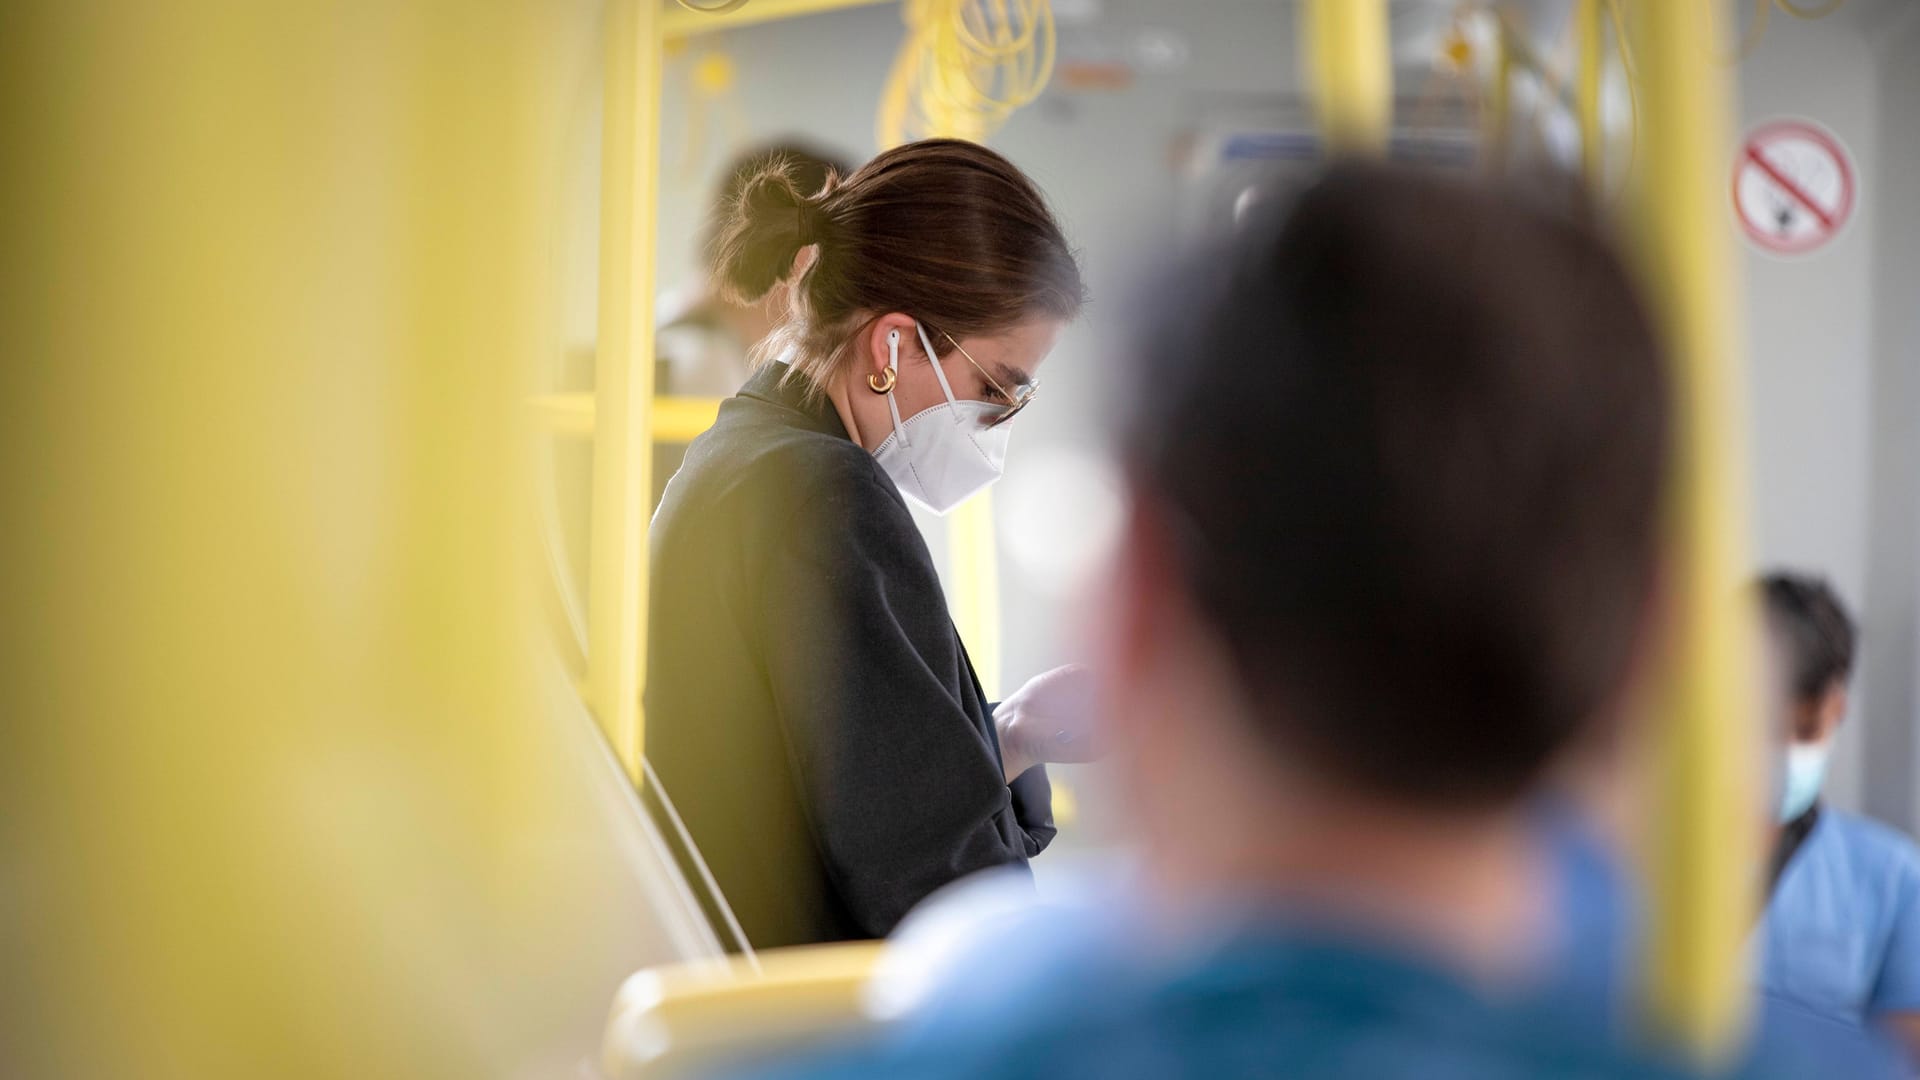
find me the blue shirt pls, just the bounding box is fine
[1760,807,1920,1023]
[1542,805,1907,1073]
[711,821,1905,1080]
[718,924,1718,1080]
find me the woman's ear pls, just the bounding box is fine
[865,312,919,377]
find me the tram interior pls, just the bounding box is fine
[4,1,1920,1077]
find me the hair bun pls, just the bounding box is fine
[710,160,822,304]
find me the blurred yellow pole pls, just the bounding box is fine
[590,0,663,780]
[1488,16,1513,173]
[1576,0,1604,189]
[948,496,1002,697]
[1301,0,1391,155]
[1623,0,1758,1063]
[0,1,655,1074]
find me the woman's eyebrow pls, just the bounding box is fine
[997,362,1033,389]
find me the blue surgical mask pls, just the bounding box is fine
[1778,741,1831,823]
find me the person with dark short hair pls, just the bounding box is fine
[1757,571,1920,1062]
[713,165,1879,1079]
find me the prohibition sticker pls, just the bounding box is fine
[1733,120,1854,255]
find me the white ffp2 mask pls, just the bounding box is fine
[872,322,1010,515]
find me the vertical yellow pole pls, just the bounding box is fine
[1487,17,1513,173]
[1301,0,1392,155]
[1625,0,1756,1063]
[590,0,662,781]
[948,497,1002,697]
[4,1,644,1072]
[1576,0,1604,189]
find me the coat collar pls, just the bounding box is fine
[739,363,851,441]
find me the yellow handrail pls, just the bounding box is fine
[533,393,723,443]
[947,494,1002,697]
[589,0,664,781]
[661,0,894,39]
[1576,0,1605,189]
[1623,0,1757,1063]
[1487,14,1512,172]
[1301,0,1391,156]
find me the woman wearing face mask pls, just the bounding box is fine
[643,139,1094,949]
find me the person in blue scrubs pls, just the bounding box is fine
[1758,572,1920,1061]
[707,165,1852,1080]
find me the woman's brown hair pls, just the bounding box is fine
[710,138,1085,393]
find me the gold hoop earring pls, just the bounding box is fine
[867,366,897,394]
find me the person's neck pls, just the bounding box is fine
[1145,790,1549,985]
[823,368,868,449]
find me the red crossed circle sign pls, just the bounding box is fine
[1733,120,1855,256]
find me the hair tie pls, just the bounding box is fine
[795,202,816,247]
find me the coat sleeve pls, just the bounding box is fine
[755,470,1052,938]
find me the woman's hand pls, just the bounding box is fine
[994,663,1101,783]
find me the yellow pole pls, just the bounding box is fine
[1301,0,1392,155]
[589,0,663,781]
[1624,0,1757,1063]
[3,0,649,1072]
[1487,16,1512,173]
[1576,0,1604,189]
[948,496,1002,697]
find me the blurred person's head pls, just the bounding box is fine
[1096,164,1669,964]
[711,138,1085,507]
[703,140,850,273]
[684,140,854,347]
[1758,572,1856,821]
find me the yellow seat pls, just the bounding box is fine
[602,941,887,1079]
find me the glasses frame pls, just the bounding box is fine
[939,330,1038,429]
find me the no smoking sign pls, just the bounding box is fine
[1733,120,1855,256]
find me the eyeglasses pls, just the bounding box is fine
[941,331,1039,429]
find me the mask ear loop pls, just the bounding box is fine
[916,321,966,415]
[917,322,1003,451]
[884,328,910,448]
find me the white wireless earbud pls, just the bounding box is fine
[869,327,904,396]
